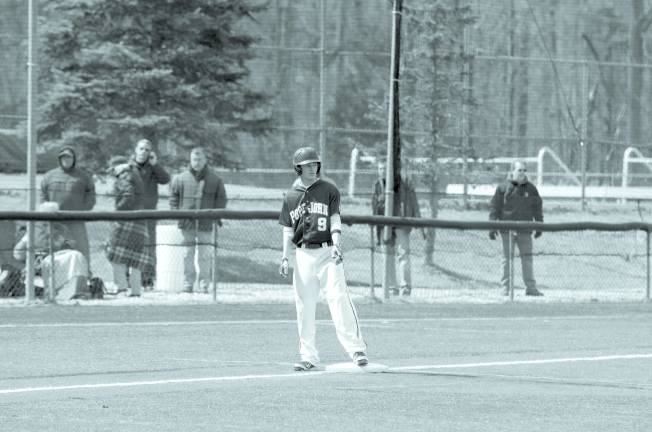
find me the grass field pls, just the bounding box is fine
[1,303,650,431]
[1,177,651,431]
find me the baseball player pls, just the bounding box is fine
[279,147,368,371]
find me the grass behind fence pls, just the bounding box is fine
[2,178,652,301]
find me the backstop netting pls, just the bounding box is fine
[3,1,652,187]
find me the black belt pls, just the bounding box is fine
[301,241,333,249]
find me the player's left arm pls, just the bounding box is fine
[328,186,344,263]
[330,213,343,264]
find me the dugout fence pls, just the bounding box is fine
[0,209,650,304]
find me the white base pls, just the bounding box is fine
[325,362,388,373]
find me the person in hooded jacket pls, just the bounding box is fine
[169,147,227,293]
[489,160,544,297]
[40,146,96,267]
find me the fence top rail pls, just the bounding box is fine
[346,216,652,232]
[1,210,651,232]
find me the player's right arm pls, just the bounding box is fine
[279,197,293,277]
[280,225,293,277]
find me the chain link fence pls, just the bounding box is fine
[1,207,650,303]
[1,1,652,304]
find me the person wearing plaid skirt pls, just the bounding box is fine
[105,156,153,297]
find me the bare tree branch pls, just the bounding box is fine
[638,8,652,32]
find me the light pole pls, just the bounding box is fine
[383,0,403,299]
[25,0,38,302]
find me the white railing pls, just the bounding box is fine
[622,147,652,188]
[348,146,652,201]
[537,147,580,186]
[348,146,576,197]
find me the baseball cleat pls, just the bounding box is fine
[293,361,318,371]
[353,352,368,367]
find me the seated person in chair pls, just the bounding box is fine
[13,202,89,300]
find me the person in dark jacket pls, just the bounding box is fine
[105,156,153,297]
[130,138,170,289]
[371,161,421,296]
[169,147,227,293]
[40,146,96,267]
[489,160,544,297]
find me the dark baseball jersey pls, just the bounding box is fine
[279,179,341,246]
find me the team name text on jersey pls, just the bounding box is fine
[289,202,329,225]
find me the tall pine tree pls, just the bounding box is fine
[39,0,269,170]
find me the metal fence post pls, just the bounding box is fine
[647,229,650,301]
[212,220,218,302]
[509,230,514,301]
[47,221,55,302]
[193,218,198,294]
[370,225,375,299]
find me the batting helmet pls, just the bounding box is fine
[292,147,321,175]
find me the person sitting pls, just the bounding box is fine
[13,202,89,300]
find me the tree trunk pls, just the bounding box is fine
[508,0,516,149]
[275,0,292,161]
[629,0,644,147]
[517,21,530,154]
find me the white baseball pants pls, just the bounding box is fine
[293,245,366,364]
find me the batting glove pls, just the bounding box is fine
[279,257,289,278]
[331,244,343,264]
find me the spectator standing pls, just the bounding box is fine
[40,146,95,268]
[371,161,421,296]
[130,138,170,289]
[371,161,386,246]
[105,156,152,297]
[423,172,442,267]
[489,160,544,297]
[169,147,227,293]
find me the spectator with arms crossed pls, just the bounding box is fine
[169,147,227,293]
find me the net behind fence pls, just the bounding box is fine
[1,210,649,303]
[3,2,652,180]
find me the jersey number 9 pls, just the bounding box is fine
[317,217,327,231]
